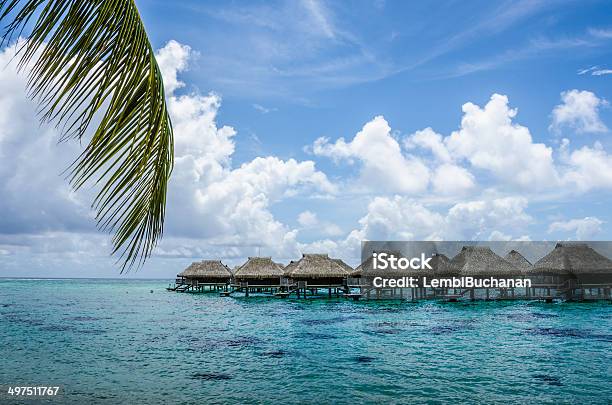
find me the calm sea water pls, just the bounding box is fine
[0,279,610,404]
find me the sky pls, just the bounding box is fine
[2,0,612,277]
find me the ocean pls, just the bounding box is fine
[0,279,610,404]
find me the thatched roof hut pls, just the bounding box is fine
[430,253,459,276]
[286,253,350,279]
[234,257,284,280]
[178,260,233,280]
[530,243,612,277]
[504,250,532,274]
[451,246,521,276]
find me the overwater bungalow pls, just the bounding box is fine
[285,254,350,296]
[233,257,285,289]
[528,243,612,300]
[171,260,233,292]
[451,246,522,300]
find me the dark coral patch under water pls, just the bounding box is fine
[533,374,563,386]
[191,372,233,381]
[354,356,375,364]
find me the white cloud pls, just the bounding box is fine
[548,217,603,240]
[404,127,452,163]
[446,94,558,188]
[298,210,318,227]
[0,40,336,267]
[350,196,445,241]
[560,140,612,192]
[432,163,475,195]
[593,69,612,76]
[445,196,531,239]
[577,66,612,76]
[0,42,93,237]
[550,89,608,134]
[588,28,612,39]
[312,115,430,193]
[156,40,335,258]
[344,195,531,243]
[297,210,342,237]
[252,103,277,114]
[156,40,192,94]
[405,94,559,191]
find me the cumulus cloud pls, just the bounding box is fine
[559,139,612,192]
[402,94,559,190]
[312,115,430,193]
[156,41,335,258]
[343,195,531,244]
[550,89,608,134]
[548,217,603,240]
[156,40,192,94]
[432,164,475,195]
[446,94,558,188]
[404,127,452,163]
[0,40,336,269]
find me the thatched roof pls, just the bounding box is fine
[287,254,350,278]
[234,257,284,279]
[333,258,354,274]
[430,253,459,276]
[352,258,369,277]
[283,260,299,277]
[451,246,521,276]
[504,250,532,273]
[531,243,612,275]
[178,260,233,279]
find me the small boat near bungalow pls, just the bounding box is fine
[168,244,612,302]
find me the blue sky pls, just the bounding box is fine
[2,0,612,277]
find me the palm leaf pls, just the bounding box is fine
[0,0,174,270]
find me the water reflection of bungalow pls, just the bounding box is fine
[169,260,232,292]
[528,243,612,300]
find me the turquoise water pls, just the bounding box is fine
[0,279,610,404]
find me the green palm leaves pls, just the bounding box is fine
[0,0,174,270]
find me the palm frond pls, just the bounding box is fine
[0,0,174,270]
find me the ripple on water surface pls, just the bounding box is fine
[0,279,610,404]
